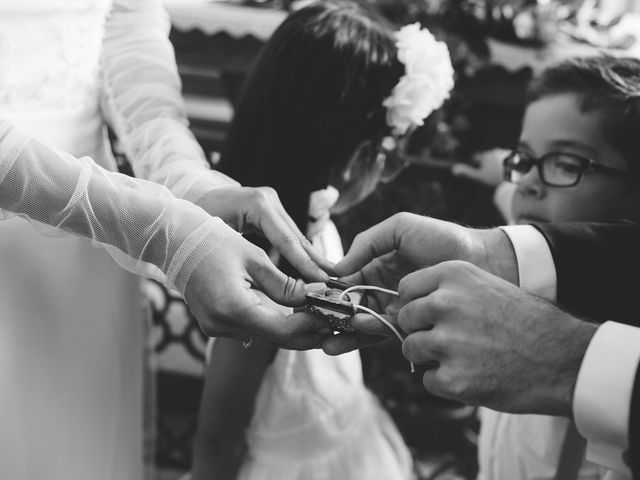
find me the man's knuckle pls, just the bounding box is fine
[453,259,474,274]
[395,211,412,222]
[436,260,465,280]
[250,189,270,208]
[260,186,277,198]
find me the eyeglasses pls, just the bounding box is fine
[503,150,631,188]
[351,136,410,184]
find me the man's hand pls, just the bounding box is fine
[398,261,598,415]
[335,212,518,284]
[197,186,334,281]
[322,212,519,354]
[183,233,332,350]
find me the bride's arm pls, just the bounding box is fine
[0,120,326,349]
[99,0,332,281]
[100,0,238,204]
[0,120,232,294]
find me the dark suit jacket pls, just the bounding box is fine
[534,220,640,477]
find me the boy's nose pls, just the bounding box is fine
[515,167,546,199]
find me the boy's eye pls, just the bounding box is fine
[549,154,583,175]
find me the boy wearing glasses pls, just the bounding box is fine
[476,56,640,480]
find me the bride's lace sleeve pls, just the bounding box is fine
[100,0,239,203]
[0,120,238,295]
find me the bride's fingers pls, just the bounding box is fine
[300,238,337,277]
[204,309,331,350]
[254,197,330,282]
[266,188,336,276]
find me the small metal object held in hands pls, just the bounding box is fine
[304,281,367,334]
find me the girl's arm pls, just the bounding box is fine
[191,337,277,480]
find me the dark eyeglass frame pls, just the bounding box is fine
[503,149,632,188]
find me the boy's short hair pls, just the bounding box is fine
[526,56,640,174]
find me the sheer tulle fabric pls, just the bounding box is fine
[0,2,241,479]
[0,121,235,294]
[0,0,242,296]
[101,0,239,204]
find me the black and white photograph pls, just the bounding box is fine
[1,0,640,479]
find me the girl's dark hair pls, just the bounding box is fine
[218,0,402,241]
[526,56,640,174]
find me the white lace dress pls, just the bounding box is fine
[229,189,414,480]
[0,1,236,479]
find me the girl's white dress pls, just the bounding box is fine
[231,188,414,480]
[0,2,235,479]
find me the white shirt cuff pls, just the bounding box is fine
[573,321,640,474]
[499,225,557,301]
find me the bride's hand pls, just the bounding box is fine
[197,186,335,281]
[183,232,332,350]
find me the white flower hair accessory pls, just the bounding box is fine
[383,23,455,136]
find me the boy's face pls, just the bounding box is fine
[512,93,640,224]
